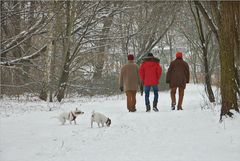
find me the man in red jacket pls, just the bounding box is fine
[139,53,162,112]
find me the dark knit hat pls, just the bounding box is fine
[127,54,134,60]
[176,52,183,58]
[147,53,153,57]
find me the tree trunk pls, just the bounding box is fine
[12,1,22,58]
[202,47,215,102]
[92,7,114,80]
[12,2,23,94]
[192,4,215,102]
[195,1,239,118]
[57,56,70,102]
[39,3,54,101]
[219,2,238,120]
[56,1,73,102]
[233,2,240,98]
[166,32,174,62]
[192,49,198,84]
[22,1,35,83]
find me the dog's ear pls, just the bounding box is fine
[106,118,111,126]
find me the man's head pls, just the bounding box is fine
[176,52,183,59]
[147,53,153,57]
[128,54,134,60]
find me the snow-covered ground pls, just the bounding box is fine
[0,84,239,161]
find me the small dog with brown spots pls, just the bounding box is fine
[91,111,111,128]
[56,108,84,125]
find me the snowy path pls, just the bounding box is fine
[0,85,239,161]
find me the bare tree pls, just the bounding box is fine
[92,2,122,80]
[1,1,48,96]
[189,2,215,103]
[195,1,239,120]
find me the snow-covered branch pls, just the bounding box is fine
[0,16,46,56]
[0,45,47,66]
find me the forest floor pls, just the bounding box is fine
[0,84,239,161]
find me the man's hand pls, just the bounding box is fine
[120,86,123,92]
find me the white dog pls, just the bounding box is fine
[57,108,84,125]
[91,111,111,128]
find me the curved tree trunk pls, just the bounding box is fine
[191,4,215,102]
[202,47,215,102]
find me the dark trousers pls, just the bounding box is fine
[126,90,137,112]
[144,85,158,106]
[170,87,184,109]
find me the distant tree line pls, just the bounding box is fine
[1,1,239,120]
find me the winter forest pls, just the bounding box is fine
[0,1,240,161]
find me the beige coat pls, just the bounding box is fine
[119,60,140,91]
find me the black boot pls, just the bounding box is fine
[146,105,151,112]
[177,106,183,110]
[153,101,159,112]
[171,103,176,110]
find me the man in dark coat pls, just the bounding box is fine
[166,52,190,110]
[139,53,162,112]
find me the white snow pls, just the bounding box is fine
[0,84,239,161]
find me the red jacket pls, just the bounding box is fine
[139,57,162,86]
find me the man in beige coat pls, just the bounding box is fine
[119,54,140,112]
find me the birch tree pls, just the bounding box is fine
[39,2,55,101]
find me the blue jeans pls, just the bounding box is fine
[144,85,159,105]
